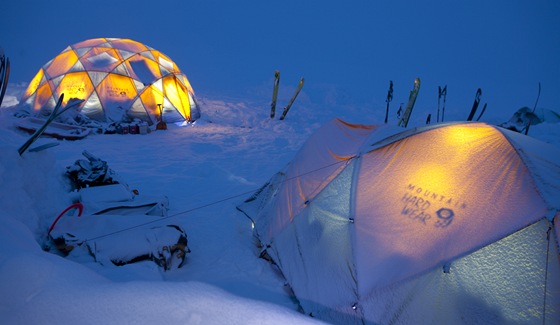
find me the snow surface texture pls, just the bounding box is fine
[1,82,559,324]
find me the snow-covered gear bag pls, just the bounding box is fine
[49,201,189,271]
[50,179,189,270]
[53,154,190,270]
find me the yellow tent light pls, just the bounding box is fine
[55,72,93,103]
[24,68,45,99]
[440,123,497,147]
[45,50,79,79]
[20,38,200,125]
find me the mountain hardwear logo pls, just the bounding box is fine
[400,184,465,228]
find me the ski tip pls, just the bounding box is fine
[29,142,60,153]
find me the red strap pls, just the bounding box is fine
[47,202,84,236]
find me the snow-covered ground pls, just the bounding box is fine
[0,83,558,324]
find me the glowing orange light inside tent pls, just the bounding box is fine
[441,124,497,147]
[33,82,53,110]
[81,47,122,73]
[399,125,496,206]
[72,38,106,49]
[163,76,191,120]
[24,69,45,98]
[111,39,149,53]
[45,50,79,79]
[407,163,453,198]
[125,55,162,83]
[96,73,137,107]
[153,52,179,74]
[181,75,194,93]
[20,38,200,124]
[387,123,524,229]
[55,72,94,105]
[139,83,164,116]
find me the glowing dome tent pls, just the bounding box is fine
[20,38,200,124]
[238,119,560,324]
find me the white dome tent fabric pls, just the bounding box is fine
[238,119,560,324]
[20,38,200,125]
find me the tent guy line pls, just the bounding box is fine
[48,116,560,247]
[76,157,355,243]
[73,117,539,245]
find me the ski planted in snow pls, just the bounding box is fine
[384,80,393,124]
[0,48,5,92]
[0,52,5,97]
[524,82,541,135]
[476,103,487,121]
[466,88,482,121]
[0,50,10,108]
[270,70,280,118]
[279,77,304,121]
[18,94,85,156]
[438,85,447,123]
[397,77,421,128]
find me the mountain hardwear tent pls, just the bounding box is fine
[20,38,200,125]
[238,119,560,324]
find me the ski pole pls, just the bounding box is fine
[384,80,393,124]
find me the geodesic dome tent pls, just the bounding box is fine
[20,38,200,124]
[238,119,560,324]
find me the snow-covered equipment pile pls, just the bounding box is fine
[19,38,201,127]
[499,106,560,133]
[66,150,126,190]
[238,118,560,324]
[48,151,190,270]
[15,116,92,140]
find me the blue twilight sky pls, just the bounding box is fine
[1,1,559,122]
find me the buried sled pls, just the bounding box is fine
[15,116,92,141]
[47,151,190,270]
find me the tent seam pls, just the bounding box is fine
[347,155,365,321]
